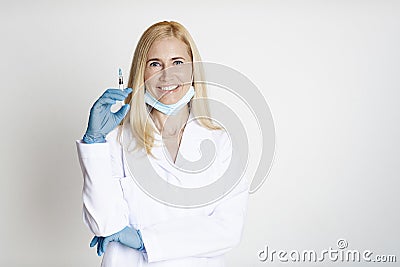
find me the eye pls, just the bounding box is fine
[149,62,161,67]
[173,60,183,65]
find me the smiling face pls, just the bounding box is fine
[144,37,193,105]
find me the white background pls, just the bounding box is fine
[0,0,399,266]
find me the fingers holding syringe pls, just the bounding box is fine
[96,88,132,106]
[102,88,132,100]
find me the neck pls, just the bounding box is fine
[150,105,190,137]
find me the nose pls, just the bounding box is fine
[159,64,177,83]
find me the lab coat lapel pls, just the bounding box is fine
[151,112,211,175]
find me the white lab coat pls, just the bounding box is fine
[76,112,250,267]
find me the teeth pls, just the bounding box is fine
[160,85,179,91]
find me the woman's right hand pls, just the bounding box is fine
[82,88,133,144]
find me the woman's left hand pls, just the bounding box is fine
[90,226,144,256]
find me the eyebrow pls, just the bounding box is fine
[146,57,186,63]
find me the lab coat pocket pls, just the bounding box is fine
[110,155,125,178]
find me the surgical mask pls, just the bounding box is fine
[144,85,195,115]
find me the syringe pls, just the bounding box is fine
[118,68,124,90]
[111,68,125,112]
[118,68,125,106]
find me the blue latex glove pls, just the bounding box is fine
[90,226,145,256]
[83,88,133,144]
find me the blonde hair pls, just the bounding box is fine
[120,21,221,157]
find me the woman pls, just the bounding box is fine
[76,21,250,267]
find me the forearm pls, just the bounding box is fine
[77,140,129,236]
[141,214,244,262]
[140,176,250,262]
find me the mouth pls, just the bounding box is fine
[157,84,182,94]
[158,84,180,91]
